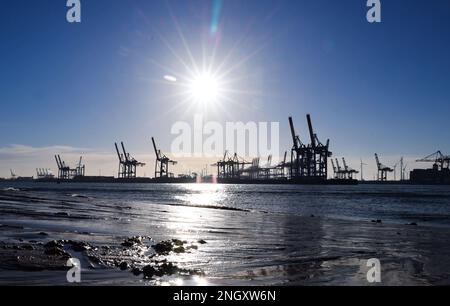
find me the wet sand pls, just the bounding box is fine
[1,186,450,286]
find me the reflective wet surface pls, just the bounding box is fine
[1,182,450,285]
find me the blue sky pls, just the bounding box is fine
[1,0,450,177]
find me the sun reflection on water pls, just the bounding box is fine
[192,275,209,286]
[167,184,227,236]
[159,184,228,286]
[176,184,227,207]
[154,275,209,287]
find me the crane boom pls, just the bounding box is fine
[306,114,316,148]
[115,143,123,162]
[416,151,450,170]
[55,155,61,168]
[57,155,65,168]
[416,151,443,162]
[288,117,299,150]
[375,153,381,169]
[331,159,337,173]
[151,137,160,160]
[342,157,348,170]
[335,158,342,171]
[121,142,129,162]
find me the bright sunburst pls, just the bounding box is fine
[140,1,269,116]
[188,72,222,105]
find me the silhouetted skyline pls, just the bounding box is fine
[1,0,450,178]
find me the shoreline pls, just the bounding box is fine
[1,185,450,285]
[1,197,450,285]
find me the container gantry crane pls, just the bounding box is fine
[152,137,177,179]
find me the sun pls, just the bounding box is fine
[188,72,221,105]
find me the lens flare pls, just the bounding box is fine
[210,0,223,35]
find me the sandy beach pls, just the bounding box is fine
[1,183,450,286]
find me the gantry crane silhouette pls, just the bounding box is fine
[115,142,145,179]
[375,153,393,181]
[151,137,177,179]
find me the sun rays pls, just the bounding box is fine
[132,0,271,118]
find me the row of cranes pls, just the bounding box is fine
[7,169,50,180]
[331,154,408,182]
[5,108,447,183]
[40,114,450,183]
[115,142,146,179]
[212,115,398,183]
[114,138,178,180]
[50,138,179,180]
[6,169,33,181]
[36,168,54,179]
[217,114,448,183]
[331,158,359,180]
[213,151,287,180]
[54,155,85,179]
[213,115,330,182]
[213,148,448,183]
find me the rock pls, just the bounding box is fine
[142,262,183,279]
[0,238,204,277]
[121,236,145,247]
[173,246,185,254]
[159,262,179,275]
[38,232,48,236]
[143,265,158,279]
[172,239,184,246]
[0,244,69,271]
[119,261,128,270]
[152,240,174,255]
[68,241,91,252]
[44,240,65,249]
[132,267,142,276]
[44,247,70,258]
